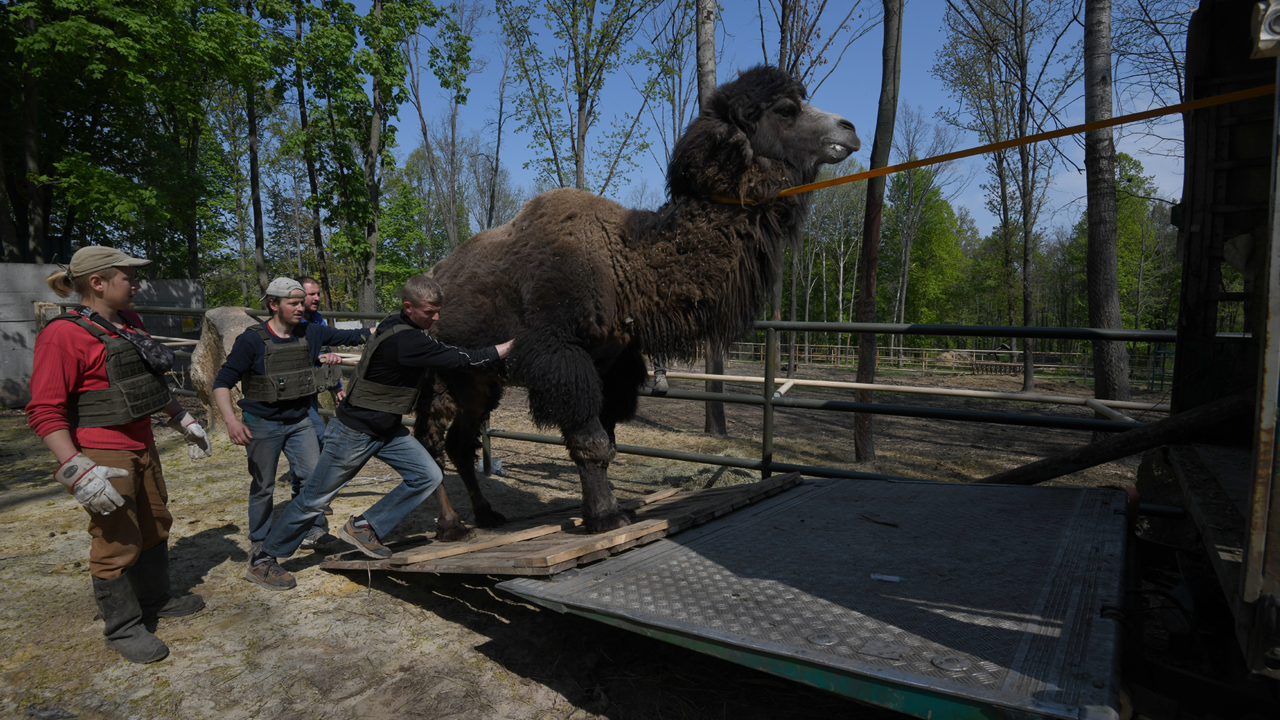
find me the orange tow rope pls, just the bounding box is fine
[713,83,1276,205]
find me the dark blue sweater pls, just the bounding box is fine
[213,320,370,422]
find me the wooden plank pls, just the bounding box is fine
[510,475,801,568]
[389,521,577,566]
[322,473,803,574]
[513,518,672,567]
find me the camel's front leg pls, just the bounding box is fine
[565,419,633,533]
[432,485,473,542]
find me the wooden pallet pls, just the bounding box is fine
[319,472,802,576]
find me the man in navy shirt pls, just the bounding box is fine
[251,275,512,590]
[212,278,372,582]
[297,276,341,515]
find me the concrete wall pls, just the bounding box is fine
[0,263,204,408]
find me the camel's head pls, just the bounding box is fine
[668,65,860,200]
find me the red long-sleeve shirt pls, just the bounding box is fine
[27,309,158,450]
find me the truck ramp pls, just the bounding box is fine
[499,478,1127,720]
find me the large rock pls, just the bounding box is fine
[190,307,257,437]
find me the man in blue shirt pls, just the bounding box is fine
[298,276,341,515]
[212,278,372,583]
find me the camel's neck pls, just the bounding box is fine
[619,193,810,361]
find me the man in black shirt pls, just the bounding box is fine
[251,275,513,589]
[212,278,372,581]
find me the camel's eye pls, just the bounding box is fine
[774,101,799,119]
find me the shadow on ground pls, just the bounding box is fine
[349,570,901,720]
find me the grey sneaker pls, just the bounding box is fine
[337,518,392,559]
[245,556,296,590]
[301,528,339,550]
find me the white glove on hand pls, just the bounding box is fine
[168,410,214,459]
[57,453,128,515]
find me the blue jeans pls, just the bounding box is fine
[290,401,329,490]
[307,400,327,447]
[244,415,326,544]
[262,417,444,559]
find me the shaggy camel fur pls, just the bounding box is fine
[416,66,860,535]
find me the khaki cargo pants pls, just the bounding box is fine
[79,446,172,580]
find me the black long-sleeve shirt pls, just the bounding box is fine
[213,320,370,422]
[337,311,501,438]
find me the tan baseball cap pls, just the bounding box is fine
[66,246,152,279]
[262,277,305,300]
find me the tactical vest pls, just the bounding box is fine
[57,313,172,428]
[345,316,420,415]
[240,325,342,403]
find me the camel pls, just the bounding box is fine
[416,66,860,535]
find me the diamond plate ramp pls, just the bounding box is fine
[500,478,1127,720]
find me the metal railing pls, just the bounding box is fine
[139,305,1168,481]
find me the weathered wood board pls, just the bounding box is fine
[319,473,802,576]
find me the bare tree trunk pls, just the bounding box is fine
[487,51,510,229]
[296,9,334,310]
[697,0,726,436]
[1084,0,1130,416]
[236,186,250,305]
[246,81,268,295]
[21,18,45,264]
[359,0,385,315]
[185,117,201,279]
[1014,6,1036,393]
[855,0,904,463]
[0,123,22,261]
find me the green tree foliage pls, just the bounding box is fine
[2,0,256,272]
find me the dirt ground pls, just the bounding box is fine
[0,362,1162,719]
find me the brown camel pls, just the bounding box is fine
[416,66,860,535]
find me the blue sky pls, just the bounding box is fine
[392,0,1183,239]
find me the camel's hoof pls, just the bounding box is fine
[584,509,635,534]
[435,521,474,543]
[474,508,508,528]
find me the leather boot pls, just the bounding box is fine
[127,542,205,631]
[92,574,169,663]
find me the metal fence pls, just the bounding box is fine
[118,304,1173,482]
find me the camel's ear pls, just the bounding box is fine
[667,115,754,199]
[713,86,764,136]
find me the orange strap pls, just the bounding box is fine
[712,83,1276,205]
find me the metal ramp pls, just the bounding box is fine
[499,478,1128,720]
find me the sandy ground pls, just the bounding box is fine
[0,363,1160,719]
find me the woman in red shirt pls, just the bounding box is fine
[28,246,212,664]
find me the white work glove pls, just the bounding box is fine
[56,453,128,515]
[168,410,214,459]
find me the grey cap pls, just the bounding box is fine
[66,246,152,279]
[261,277,305,300]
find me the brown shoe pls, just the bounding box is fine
[338,518,392,559]
[245,556,296,590]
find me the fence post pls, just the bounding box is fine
[762,327,776,479]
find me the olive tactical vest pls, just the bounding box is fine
[240,325,342,403]
[344,316,420,415]
[57,313,172,428]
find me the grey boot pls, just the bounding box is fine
[127,543,205,631]
[92,574,169,663]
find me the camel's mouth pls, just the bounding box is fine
[820,140,858,163]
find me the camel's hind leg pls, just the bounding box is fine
[440,371,508,528]
[412,372,472,542]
